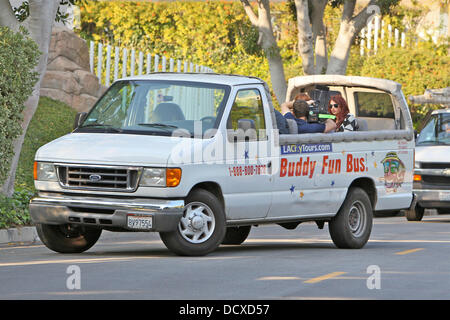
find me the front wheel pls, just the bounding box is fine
[159,189,226,256]
[36,224,102,253]
[405,204,425,221]
[329,187,373,249]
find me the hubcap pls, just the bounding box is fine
[348,200,366,237]
[178,202,215,244]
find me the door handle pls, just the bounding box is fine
[267,161,272,175]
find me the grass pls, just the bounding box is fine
[0,96,76,229]
[15,96,77,191]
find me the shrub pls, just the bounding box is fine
[0,26,39,187]
[358,46,450,127]
[0,188,34,229]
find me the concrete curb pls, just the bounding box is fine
[0,226,40,244]
[0,226,154,245]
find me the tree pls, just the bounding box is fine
[241,0,288,104]
[0,0,64,197]
[241,0,400,101]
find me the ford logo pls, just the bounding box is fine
[89,174,102,182]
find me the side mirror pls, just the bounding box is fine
[73,112,87,130]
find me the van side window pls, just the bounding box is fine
[227,89,266,140]
[354,91,395,130]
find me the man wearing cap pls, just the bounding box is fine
[281,99,336,134]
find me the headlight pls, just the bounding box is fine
[414,162,421,169]
[33,162,58,181]
[140,168,166,187]
[139,168,182,187]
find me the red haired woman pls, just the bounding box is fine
[328,95,359,132]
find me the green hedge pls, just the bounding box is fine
[78,1,448,127]
[358,45,450,127]
[0,26,39,187]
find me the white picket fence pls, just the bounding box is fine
[89,41,214,86]
[359,15,411,56]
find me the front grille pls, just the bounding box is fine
[422,175,450,185]
[57,165,141,192]
[420,163,450,169]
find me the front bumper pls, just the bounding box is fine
[414,168,450,209]
[29,194,184,232]
[414,189,450,209]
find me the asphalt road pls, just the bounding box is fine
[1,213,449,301]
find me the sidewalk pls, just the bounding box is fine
[0,226,39,245]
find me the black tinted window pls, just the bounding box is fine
[355,92,394,118]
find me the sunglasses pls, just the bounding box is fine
[330,104,340,109]
[383,160,400,174]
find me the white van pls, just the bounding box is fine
[30,74,415,256]
[405,108,450,221]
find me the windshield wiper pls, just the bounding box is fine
[79,123,123,133]
[417,140,450,146]
[136,123,179,133]
[137,123,178,129]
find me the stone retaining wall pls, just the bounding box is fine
[40,27,107,113]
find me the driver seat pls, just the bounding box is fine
[153,103,185,122]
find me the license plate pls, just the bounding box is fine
[439,192,450,201]
[127,214,153,230]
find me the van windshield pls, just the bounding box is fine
[416,112,450,146]
[77,80,230,137]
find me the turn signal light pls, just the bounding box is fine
[413,174,422,182]
[33,161,38,180]
[166,168,182,187]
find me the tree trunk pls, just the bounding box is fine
[294,0,315,76]
[310,0,328,74]
[241,0,287,104]
[0,0,59,197]
[327,21,355,75]
[327,0,377,75]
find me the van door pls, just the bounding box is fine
[221,86,274,220]
[268,136,337,219]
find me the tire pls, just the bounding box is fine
[36,223,102,253]
[405,204,425,221]
[329,187,373,249]
[222,226,251,245]
[159,189,226,256]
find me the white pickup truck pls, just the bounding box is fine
[30,73,415,256]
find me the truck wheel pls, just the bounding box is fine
[36,224,102,253]
[159,189,226,256]
[222,226,251,245]
[405,204,425,221]
[329,187,373,249]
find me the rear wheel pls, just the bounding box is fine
[405,204,425,221]
[36,224,102,253]
[329,187,373,249]
[222,226,251,245]
[160,189,226,256]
